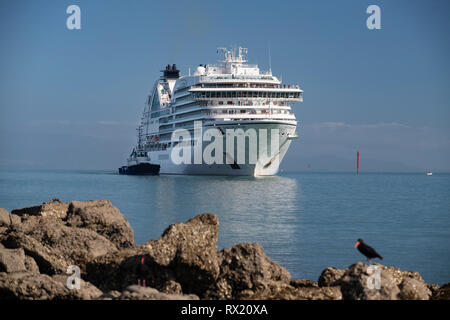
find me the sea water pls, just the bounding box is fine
[0,170,449,285]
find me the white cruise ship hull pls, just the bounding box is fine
[149,122,296,176]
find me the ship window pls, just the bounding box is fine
[232,91,236,98]
[218,101,223,105]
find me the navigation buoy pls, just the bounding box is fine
[357,151,360,175]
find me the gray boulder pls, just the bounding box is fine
[66,200,134,249]
[51,274,103,300]
[117,285,199,300]
[339,262,400,300]
[0,272,102,300]
[318,266,346,287]
[161,280,183,295]
[317,263,432,300]
[206,243,291,299]
[376,264,426,286]
[0,272,69,300]
[399,278,431,300]
[24,256,40,274]
[11,198,69,219]
[87,214,220,297]
[432,282,450,300]
[0,247,27,273]
[290,279,319,288]
[145,213,220,295]
[0,208,10,226]
[2,215,118,275]
[243,281,342,300]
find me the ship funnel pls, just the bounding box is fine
[161,64,180,79]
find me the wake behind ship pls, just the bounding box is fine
[122,46,303,176]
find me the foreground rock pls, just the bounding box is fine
[112,285,199,300]
[85,214,220,297]
[145,214,220,295]
[66,200,134,248]
[11,198,69,219]
[205,243,291,299]
[431,282,450,300]
[1,199,134,276]
[0,272,102,300]
[3,215,118,274]
[318,262,432,300]
[0,200,448,300]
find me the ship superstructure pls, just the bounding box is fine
[132,46,303,175]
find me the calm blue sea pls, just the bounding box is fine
[0,170,449,285]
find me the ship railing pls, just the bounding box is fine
[194,82,299,89]
[191,84,300,89]
[199,75,276,81]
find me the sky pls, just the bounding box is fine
[0,0,449,172]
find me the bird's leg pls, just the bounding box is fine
[143,279,146,288]
[138,279,141,288]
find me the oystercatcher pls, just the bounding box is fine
[354,238,383,264]
[137,256,148,288]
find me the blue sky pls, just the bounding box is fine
[0,0,449,171]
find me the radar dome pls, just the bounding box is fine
[194,65,206,76]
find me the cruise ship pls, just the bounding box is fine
[126,46,303,176]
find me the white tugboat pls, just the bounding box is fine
[123,46,303,176]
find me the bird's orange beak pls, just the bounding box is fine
[354,241,360,248]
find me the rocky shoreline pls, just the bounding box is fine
[0,199,448,300]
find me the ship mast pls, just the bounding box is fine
[137,123,144,150]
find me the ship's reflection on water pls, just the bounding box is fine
[131,174,301,273]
